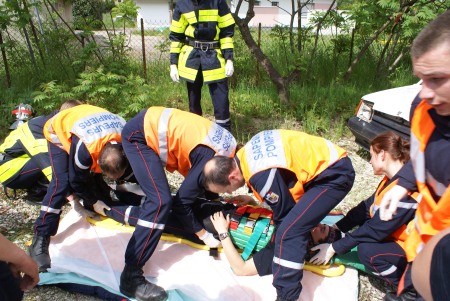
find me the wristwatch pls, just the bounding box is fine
[218,232,229,241]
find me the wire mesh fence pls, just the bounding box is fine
[1,13,292,90]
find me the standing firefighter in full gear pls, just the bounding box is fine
[169,0,235,132]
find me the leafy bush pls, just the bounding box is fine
[73,0,105,29]
[32,67,158,119]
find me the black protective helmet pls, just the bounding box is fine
[9,103,35,130]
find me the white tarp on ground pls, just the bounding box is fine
[42,209,359,301]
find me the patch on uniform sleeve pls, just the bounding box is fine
[264,191,279,204]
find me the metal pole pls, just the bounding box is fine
[31,0,45,35]
[257,23,261,84]
[140,18,148,83]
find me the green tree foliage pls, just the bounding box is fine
[73,0,106,29]
[32,67,157,119]
[111,0,139,32]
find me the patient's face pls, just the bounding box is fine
[310,224,330,244]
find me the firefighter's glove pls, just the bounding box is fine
[225,60,234,77]
[170,64,179,83]
[310,243,335,265]
[70,198,96,218]
[199,230,221,248]
[93,200,111,216]
[379,185,408,221]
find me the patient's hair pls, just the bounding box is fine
[305,227,342,261]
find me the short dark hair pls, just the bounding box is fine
[411,10,450,59]
[305,226,342,261]
[202,156,235,188]
[98,143,128,179]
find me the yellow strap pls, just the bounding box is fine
[304,263,345,277]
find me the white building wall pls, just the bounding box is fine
[136,0,172,28]
[231,0,335,27]
[135,0,336,29]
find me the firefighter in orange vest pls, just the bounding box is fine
[202,129,355,301]
[310,132,419,287]
[119,107,236,301]
[28,104,126,273]
[379,10,450,301]
[169,0,235,132]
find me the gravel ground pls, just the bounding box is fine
[0,137,395,301]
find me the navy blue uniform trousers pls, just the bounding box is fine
[187,67,231,132]
[34,142,69,236]
[252,157,355,300]
[0,156,47,189]
[358,240,407,286]
[121,113,173,267]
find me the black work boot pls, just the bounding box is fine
[25,187,46,206]
[384,288,418,301]
[119,264,168,301]
[28,235,51,272]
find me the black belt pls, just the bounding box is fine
[186,39,220,51]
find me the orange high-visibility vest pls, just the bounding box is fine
[404,100,450,261]
[143,107,236,176]
[369,177,419,247]
[237,129,347,203]
[44,104,125,173]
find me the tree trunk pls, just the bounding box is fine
[0,31,12,88]
[232,0,292,103]
[343,1,419,82]
[342,17,393,82]
[234,17,290,103]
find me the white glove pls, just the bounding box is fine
[379,185,408,221]
[170,64,179,83]
[93,200,111,216]
[199,230,221,248]
[225,60,234,77]
[69,199,96,218]
[310,243,335,265]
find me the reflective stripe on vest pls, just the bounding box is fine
[143,107,236,176]
[18,123,47,156]
[158,108,173,166]
[44,105,125,173]
[405,100,450,261]
[238,129,347,203]
[370,177,419,243]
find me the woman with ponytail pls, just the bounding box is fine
[311,131,419,289]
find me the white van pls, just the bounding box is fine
[347,82,422,150]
